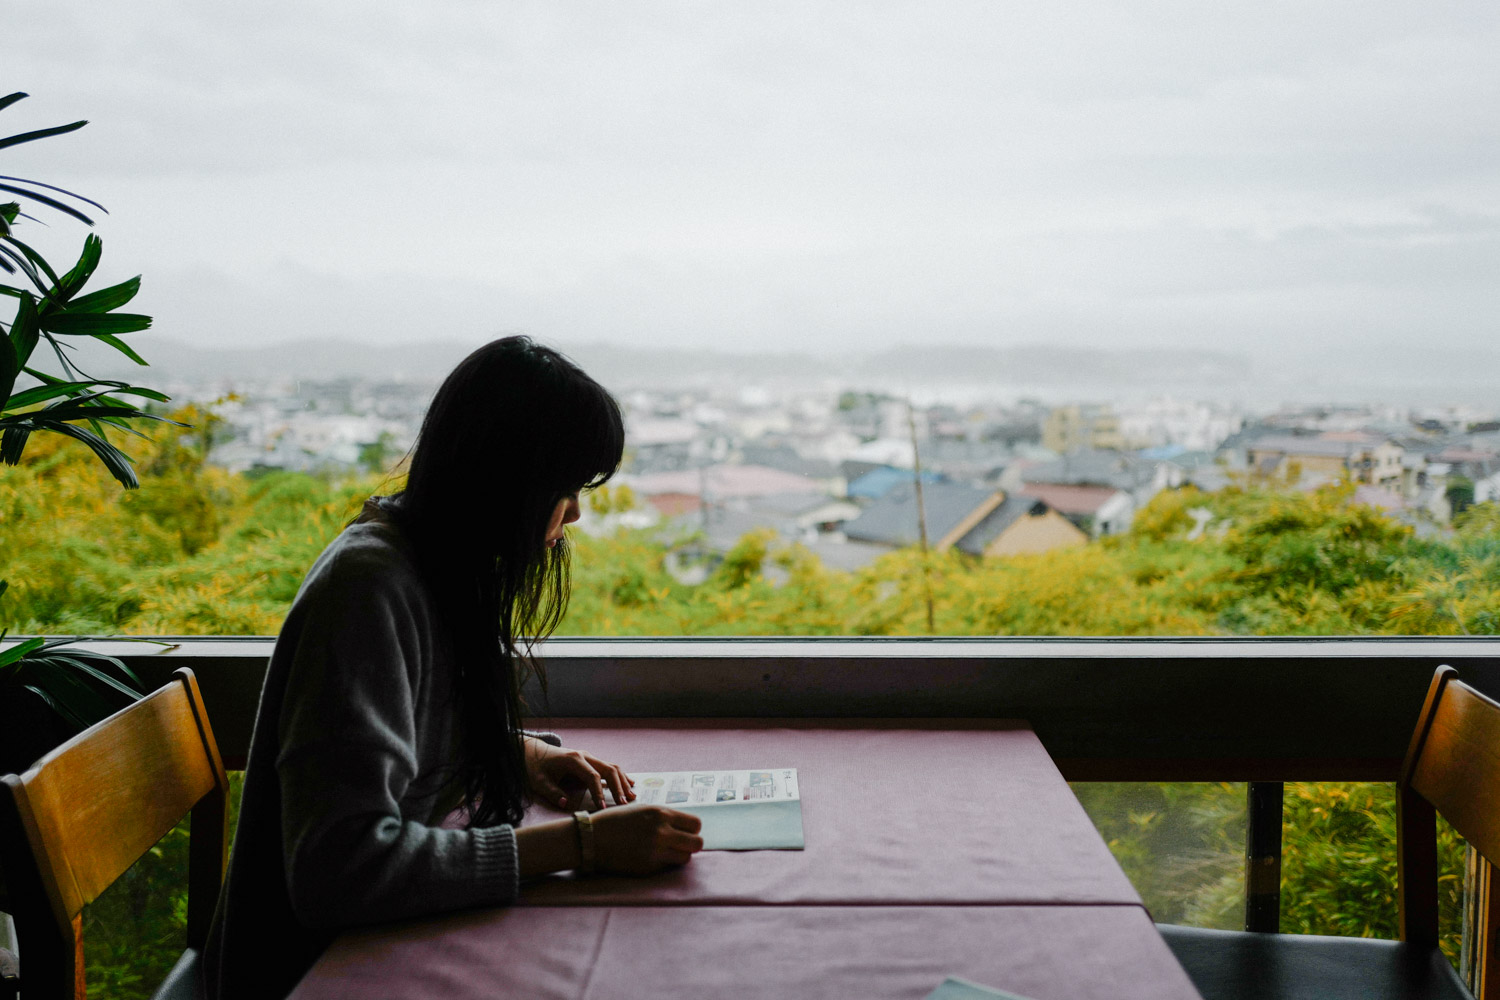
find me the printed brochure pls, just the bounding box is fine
[628,767,804,850]
[925,977,1037,1000]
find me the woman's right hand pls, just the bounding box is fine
[591,804,704,874]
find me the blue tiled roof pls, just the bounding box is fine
[847,465,942,500]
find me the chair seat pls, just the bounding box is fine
[151,948,205,1000]
[1158,924,1471,1000]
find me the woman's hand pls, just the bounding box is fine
[525,737,636,811]
[592,804,704,874]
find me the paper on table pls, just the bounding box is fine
[925,976,1038,1000]
[628,768,804,850]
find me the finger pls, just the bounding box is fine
[602,764,631,805]
[664,809,703,833]
[587,758,621,805]
[608,765,631,804]
[561,756,608,812]
[664,830,705,853]
[532,774,571,810]
[662,848,694,866]
[586,767,608,812]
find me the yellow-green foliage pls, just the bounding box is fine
[5,441,1498,639]
[1278,782,1466,956]
[1072,780,1467,962]
[0,410,375,635]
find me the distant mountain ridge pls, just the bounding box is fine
[90,335,1252,391]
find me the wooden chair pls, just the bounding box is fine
[0,668,228,1000]
[1160,665,1498,1000]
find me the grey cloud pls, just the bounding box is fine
[6,0,1499,367]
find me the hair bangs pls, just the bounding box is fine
[549,359,626,496]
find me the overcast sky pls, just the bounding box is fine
[8,1,1499,371]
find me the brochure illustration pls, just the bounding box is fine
[629,767,804,850]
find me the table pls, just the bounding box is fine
[295,905,1201,1000]
[518,719,1142,908]
[289,720,1202,1000]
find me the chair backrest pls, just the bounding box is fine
[1397,665,1500,997]
[0,668,228,1000]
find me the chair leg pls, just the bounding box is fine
[0,945,19,999]
[1245,782,1283,933]
[1477,858,1500,1000]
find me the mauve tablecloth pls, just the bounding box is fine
[289,904,1201,1000]
[517,719,1141,907]
[289,720,1197,1000]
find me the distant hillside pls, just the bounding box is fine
[72,335,1500,407]
[852,345,1250,387]
[88,336,1254,392]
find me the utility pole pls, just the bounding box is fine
[698,465,710,533]
[907,399,936,634]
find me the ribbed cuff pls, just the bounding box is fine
[469,823,521,904]
[522,729,563,747]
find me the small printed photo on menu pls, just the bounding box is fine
[744,772,776,800]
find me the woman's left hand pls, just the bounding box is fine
[524,737,636,812]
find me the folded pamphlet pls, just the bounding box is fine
[628,767,804,850]
[924,977,1036,1000]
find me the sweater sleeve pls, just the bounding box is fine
[273,542,520,930]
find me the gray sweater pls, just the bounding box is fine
[205,520,541,1000]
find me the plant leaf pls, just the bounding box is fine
[39,332,80,381]
[40,312,152,336]
[63,275,140,314]
[0,175,107,215]
[20,683,87,730]
[35,652,144,701]
[19,669,106,730]
[3,379,168,410]
[38,403,151,421]
[9,290,39,374]
[2,379,98,409]
[28,418,138,487]
[54,234,102,298]
[94,332,149,365]
[0,180,93,226]
[0,321,18,405]
[0,242,50,295]
[0,423,32,464]
[0,119,88,153]
[0,636,46,669]
[1,235,63,286]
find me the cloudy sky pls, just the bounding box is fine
[7,1,1499,371]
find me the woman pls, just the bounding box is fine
[205,337,703,1000]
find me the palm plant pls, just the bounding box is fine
[1,91,174,481]
[1,91,173,770]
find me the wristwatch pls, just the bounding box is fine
[573,810,597,874]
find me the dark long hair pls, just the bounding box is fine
[377,336,624,827]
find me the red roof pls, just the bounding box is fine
[647,493,701,517]
[630,464,817,499]
[1017,482,1121,515]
